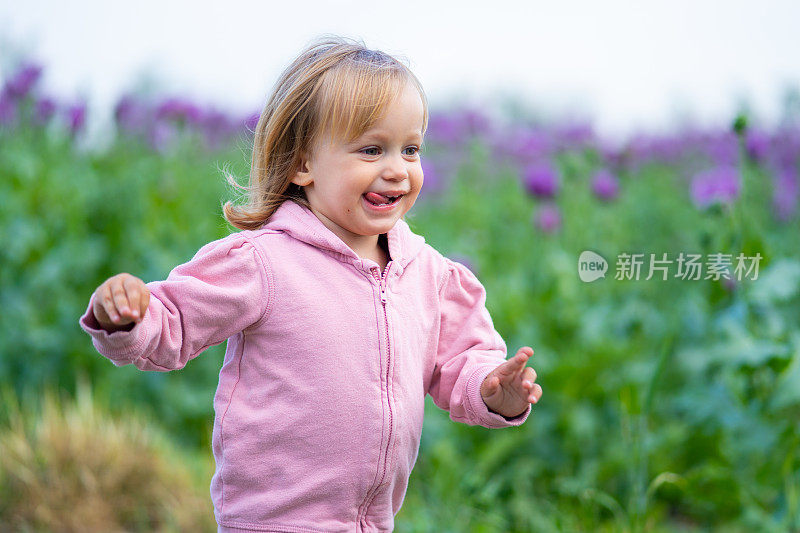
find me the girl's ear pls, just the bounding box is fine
[290,152,313,187]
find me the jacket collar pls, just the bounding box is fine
[262,200,425,274]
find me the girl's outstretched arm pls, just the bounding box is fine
[78,232,272,371]
[427,257,533,429]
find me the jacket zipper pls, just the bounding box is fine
[358,262,394,528]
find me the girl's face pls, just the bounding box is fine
[291,81,425,257]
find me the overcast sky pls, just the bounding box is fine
[1,0,799,143]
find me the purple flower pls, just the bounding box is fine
[745,129,770,161]
[425,108,491,146]
[3,63,43,100]
[155,97,202,125]
[504,126,553,163]
[705,132,738,165]
[460,108,491,138]
[591,169,620,201]
[650,135,686,164]
[773,165,798,221]
[689,166,741,209]
[622,132,685,168]
[0,90,16,126]
[200,108,237,150]
[244,112,260,134]
[114,95,150,134]
[533,203,561,233]
[599,139,626,170]
[522,161,560,198]
[771,126,800,170]
[419,158,442,197]
[66,102,86,135]
[201,108,229,129]
[34,96,56,125]
[427,112,464,145]
[553,122,595,151]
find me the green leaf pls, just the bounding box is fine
[748,258,800,304]
[771,332,800,409]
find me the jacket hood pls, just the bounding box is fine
[262,200,426,274]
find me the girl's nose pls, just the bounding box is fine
[381,152,409,180]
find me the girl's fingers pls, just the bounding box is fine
[123,277,143,319]
[522,366,537,385]
[100,285,120,321]
[528,383,543,403]
[521,368,540,401]
[97,286,112,320]
[514,356,528,379]
[511,348,531,366]
[498,363,532,387]
[110,281,132,320]
[495,358,519,377]
[511,348,533,378]
[494,349,536,389]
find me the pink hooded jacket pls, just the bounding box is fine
[79,199,531,532]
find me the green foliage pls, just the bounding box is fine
[0,123,245,448]
[399,142,800,531]
[2,113,800,531]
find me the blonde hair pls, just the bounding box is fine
[221,34,429,230]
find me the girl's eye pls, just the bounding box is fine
[360,146,420,156]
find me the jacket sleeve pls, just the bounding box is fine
[427,257,531,428]
[78,233,272,371]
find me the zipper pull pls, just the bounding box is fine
[378,277,387,304]
[371,266,387,304]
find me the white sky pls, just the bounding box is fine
[1,0,799,144]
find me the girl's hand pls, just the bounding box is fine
[480,346,542,419]
[91,273,150,332]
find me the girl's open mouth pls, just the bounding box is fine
[362,192,402,211]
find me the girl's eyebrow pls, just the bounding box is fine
[355,131,423,144]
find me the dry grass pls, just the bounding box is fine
[0,377,217,532]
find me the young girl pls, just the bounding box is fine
[79,35,542,533]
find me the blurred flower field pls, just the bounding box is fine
[1,59,799,532]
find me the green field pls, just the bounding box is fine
[1,62,799,531]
